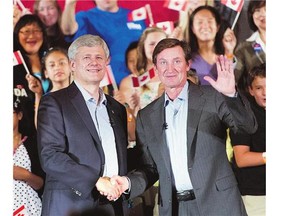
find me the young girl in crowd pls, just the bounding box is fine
[13,96,45,216]
[28,47,71,128]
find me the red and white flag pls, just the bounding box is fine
[221,0,244,12]
[164,0,188,12]
[13,205,28,216]
[132,68,155,87]
[155,21,174,35]
[13,50,23,66]
[100,65,118,90]
[127,6,147,22]
[100,65,113,87]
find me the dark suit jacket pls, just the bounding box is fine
[127,81,257,216]
[37,82,128,216]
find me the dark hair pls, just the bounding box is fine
[152,38,192,65]
[13,95,28,134]
[41,47,69,91]
[13,95,23,114]
[125,41,138,68]
[247,0,266,32]
[188,5,224,56]
[247,63,266,87]
[13,14,49,74]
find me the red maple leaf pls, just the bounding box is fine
[140,75,148,82]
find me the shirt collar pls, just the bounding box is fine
[74,80,107,106]
[164,81,189,107]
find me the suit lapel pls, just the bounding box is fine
[149,95,172,174]
[187,83,205,165]
[68,83,104,160]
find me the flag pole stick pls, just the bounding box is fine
[145,4,154,26]
[17,50,31,74]
[16,0,26,11]
[231,11,240,30]
[107,65,118,91]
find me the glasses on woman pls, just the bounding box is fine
[19,29,43,37]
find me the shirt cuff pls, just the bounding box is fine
[123,176,131,194]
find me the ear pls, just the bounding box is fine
[44,70,49,79]
[70,59,76,71]
[248,86,255,97]
[106,57,111,65]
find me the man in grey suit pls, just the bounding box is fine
[102,38,257,216]
[37,34,128,216]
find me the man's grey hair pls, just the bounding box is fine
[68,34,110,60]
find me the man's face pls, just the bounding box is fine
[71,46,109,86]
[155,46,190,89]
[95,0,118,12]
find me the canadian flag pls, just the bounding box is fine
[100,65,115,87]
[164,0,188,12]
[132,68,156,87]
[13,205,28,216]
[155,21,175,35]
[13,50,23,66]
[127,6,147,22]
[221,0,244,12]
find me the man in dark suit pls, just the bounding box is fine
[102,38,257,216]
[37,34,128,216]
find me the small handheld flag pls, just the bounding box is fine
[100,65,118,91]
[155,21,174,35]
[127,6,147,22]
[132,68,156,87]
[13,205,28,216]
[163,0,188,12]
[13,50,30,74]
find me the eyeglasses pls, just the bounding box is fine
[19,29,43,36]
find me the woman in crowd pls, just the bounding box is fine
[234,0,266,95]
[33,0,70,50]
[188,5,237,85]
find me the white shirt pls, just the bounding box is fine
[164,81,193,192]
[75,81,119,177]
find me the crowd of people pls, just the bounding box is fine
[12,0,266,215]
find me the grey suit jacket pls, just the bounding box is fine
[37,82,128,216]
[128,81,257,216]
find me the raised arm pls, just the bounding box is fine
[61,0,78,35]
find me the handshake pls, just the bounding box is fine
[95,175,130,201]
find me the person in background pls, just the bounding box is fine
[136,27,167,110]
[170,0,210,41]
[37,34,129,216]
[28,47,72,128]
[61,0,146,86]
[33,0,71,50]
[229,63,266,216]
[119,41,140,114]
[13,14,49,140]
[13,96,45,216]
[102,38,257,216]
[233,0,266,95]
[188,5,237,85]
[14,14,50,94]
